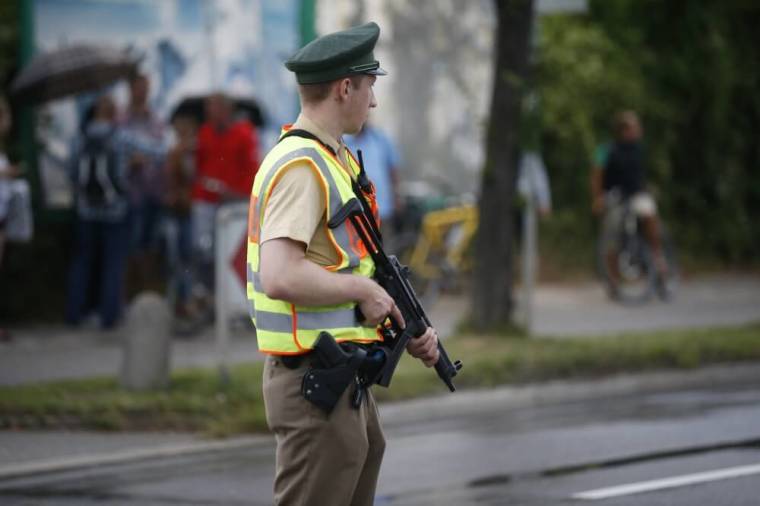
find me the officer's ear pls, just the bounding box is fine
[336,77,353,101]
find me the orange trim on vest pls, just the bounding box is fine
[297,160,347,272]
[255,156,349,348]
[258,158,344,271]
[290,304,304,351]
[247,195,259,243]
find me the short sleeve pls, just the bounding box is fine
[593,143,610,169]
[259,162,326,246]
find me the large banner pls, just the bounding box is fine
[31,0,299,208]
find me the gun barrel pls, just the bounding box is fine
[434,344,462,392]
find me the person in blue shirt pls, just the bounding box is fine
[344,121,401,225]
[66,94,166,329]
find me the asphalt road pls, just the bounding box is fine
[1,374,759,505]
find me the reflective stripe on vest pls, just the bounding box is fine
[246,134,380,354]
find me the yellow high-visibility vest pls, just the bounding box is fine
[246,128,381,355]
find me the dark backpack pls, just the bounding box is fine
[77,128,125,212]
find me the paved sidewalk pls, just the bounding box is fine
[0,291,466,386]
[0,431,199,471]
[517,273,760,336]
[2,274,758,386]
[0,325,261,386]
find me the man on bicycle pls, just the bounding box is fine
[591,111,667,283]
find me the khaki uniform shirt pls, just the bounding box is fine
[259,114,351,268]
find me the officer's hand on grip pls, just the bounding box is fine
[407,327,440,367]
[356,277,405,328]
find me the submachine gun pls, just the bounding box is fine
[319,150,463,393]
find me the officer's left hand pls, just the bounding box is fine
[406,327,439,367]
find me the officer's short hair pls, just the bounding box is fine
[298,75,363,105]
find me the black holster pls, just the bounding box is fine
[301,332,387,414]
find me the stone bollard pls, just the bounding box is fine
[120,292,172,391]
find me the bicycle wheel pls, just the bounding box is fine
[655,225,679,301]
[598,224,656,304]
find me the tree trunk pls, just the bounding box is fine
[471,0,534,331]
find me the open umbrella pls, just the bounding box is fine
[170,95,266,127]
[11,44,138,105]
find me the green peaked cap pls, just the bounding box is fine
[285,22,387,84]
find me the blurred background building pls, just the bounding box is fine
[318,0,495,198]
[1,0,759,326]
[31,0,300,209]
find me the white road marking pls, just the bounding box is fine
[572,462,760,500]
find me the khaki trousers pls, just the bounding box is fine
[263,355,386,506]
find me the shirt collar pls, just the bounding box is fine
[292,113,343,155]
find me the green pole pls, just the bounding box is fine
[300,0,317,45]
[19,0,32,61]
[295,0,316,113]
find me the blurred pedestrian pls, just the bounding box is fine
[344,120,402,234]
[591,111,667,278]
[0,96,31,341]
[66,94,165,330]
[515,150,552,245]
[164,114,198,326]
[0,96,21,268]
[517,151,552,218]
[344,121,403,253]
[249,22,439,506]
[120,73,168,294]
[191,93,259,297]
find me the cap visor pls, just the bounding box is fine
[366,66,387,76]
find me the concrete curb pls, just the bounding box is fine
[1,362,758,483]
[0,435,271,482]
[379,362,760,428]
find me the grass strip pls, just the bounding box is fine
[1,323,759,436]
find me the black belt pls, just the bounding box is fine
[280,352,312,370]
[280,342,372,370]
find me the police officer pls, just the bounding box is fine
[246,22,440,506]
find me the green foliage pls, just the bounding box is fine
[536,0,760,266]
[0,363,267,434]
[446,323,760,388]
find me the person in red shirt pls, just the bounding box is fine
[193,93,259,203]
[191,93,260,298]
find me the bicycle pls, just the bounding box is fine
[597,192,679,304]
[394,201,477,306]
